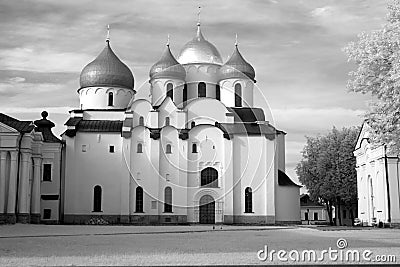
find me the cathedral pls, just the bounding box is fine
[0,21,300,225]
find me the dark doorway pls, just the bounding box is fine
[199,195,215,224]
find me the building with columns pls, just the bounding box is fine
[0,112,62,224]
[354,122,400,226]
[0,21,300,225]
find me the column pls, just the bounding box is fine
[0,151,7,213]
[6,151,18,214]
[31,157,42,223]
[17,152,30,222]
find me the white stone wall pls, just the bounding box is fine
[79,86,135,110]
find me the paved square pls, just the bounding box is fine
[0,225,399,265]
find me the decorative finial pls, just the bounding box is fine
[197,6,201,26]
[41,111,48,119]
[106,24,110,43]
[235,33,238,46]
[167,34,170,46]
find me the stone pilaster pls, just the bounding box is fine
[6,151,18,223]
[17,152,30,223]
[30,157,42,223]
[0,151,7,214]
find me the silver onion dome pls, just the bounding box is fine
[220,44,255,81]
[79,41,134,89]
[149,44,186,80]
[177,24,222,65]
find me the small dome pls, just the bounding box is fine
[177,25,222,65]
[80,41,134,89]
[149,45,186,80]
[220,45,255,81]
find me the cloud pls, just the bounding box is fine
[8,76,25,83]
[311,6,334,17]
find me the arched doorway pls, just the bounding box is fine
[199,195,215,224]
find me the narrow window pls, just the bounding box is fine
[109,145,115,153]
[198,82,206,97]
[191,121,196,128]
[164,187,172,213]
[43,209,51,219]
[183,84,188,103]
[314,212,318,221]
[245,187,253,213]
[82,145,87,152]
[93,185,102,212]
[235,83,242,107]
[137,143,143,153]
[166,144,172,154]
[304,212,309,221]
[166,83,173,101]
[139,116,144,126]
[108,92,114,106]
[216,84,220,100]
[135,186,143,212]
[192,143,197,153]
[165,117,170,126]
[43,164,52,181]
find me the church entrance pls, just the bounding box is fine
[199,195,215,224]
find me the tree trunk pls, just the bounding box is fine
[336,197,342,226]
[325,201,333,225]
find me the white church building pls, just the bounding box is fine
[354,122,400,226]
[0,22,301,225]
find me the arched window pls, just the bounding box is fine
[245,187,253,213]
[216,84,220,100]
[137,143,143,153]
[93,185,102,212]
[183,84,188,103]
[108,92,114,106]
[192,143,198,153]
[164,187,172,213]
[198,82,206,97]
[166,83,173,101]
[201,167,218,188]
[165,117,170,126]
[166,144,172,154]
[139,116,144,126]
[191,121,196,128]
[135,186,143,213]
[235,83,242,107]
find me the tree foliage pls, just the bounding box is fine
[296,127,359,225]
[344,0,400,154]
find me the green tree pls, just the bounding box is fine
[296,127,359,225]
[344,0,400,154]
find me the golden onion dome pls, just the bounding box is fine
[149,44,186,80]
[220,44,255,81]
[177,24,222,65]
[80,41,134,90]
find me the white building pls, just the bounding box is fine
[0,112,63,224]
[0,22,301,225]
[354,122,400,226]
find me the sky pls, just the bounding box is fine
[0,0,389,183]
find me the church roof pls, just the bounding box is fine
[177,24,222,65]
[64,118,123,137]
[79,41,134,90]
[278,170,301,187]
[220,45,255,81]
[227,107,265,122]
[150,44,186,80]
[0,113,34,133]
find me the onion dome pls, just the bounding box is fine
[177,24,222,65]
[79,40,134,90]
[149,43,186,80]
[220,44,255,81]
